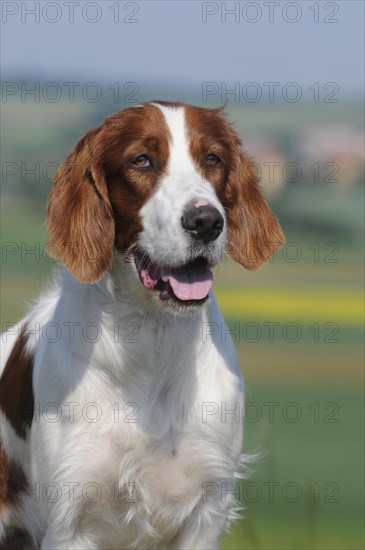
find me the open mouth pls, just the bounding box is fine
[133,248,213,307]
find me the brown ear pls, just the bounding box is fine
[225,152,285,270]
[47,129,115,282]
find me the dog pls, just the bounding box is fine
[0,101,285,549]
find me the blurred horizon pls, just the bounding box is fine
[2,1,364,93]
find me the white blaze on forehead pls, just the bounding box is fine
[154,104,196,176]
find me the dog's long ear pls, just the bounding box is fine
[225,147,285,270]
[47,129,115,283]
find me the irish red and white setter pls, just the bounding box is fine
[0,101,284,549]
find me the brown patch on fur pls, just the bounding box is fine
[47,127,115,283]
[185,104,285,268]
[47,103,171,281]
[224,154,285,269]
[104,103,171,256]
[185,104,233,195]
[0,444,28,511]
[0,526,33,549]
[0,443,10,511]
[0,326,34,439]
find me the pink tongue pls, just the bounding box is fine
[161,264,213,301]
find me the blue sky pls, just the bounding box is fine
[1,0,364,95]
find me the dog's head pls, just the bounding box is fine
[47,101,285,309]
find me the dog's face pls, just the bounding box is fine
[47,101,285,310]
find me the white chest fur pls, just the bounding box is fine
[28,270,244,547]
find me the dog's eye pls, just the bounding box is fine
[206,154,221,166]
[132,154,151,168]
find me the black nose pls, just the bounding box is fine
[181,205,224,243]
